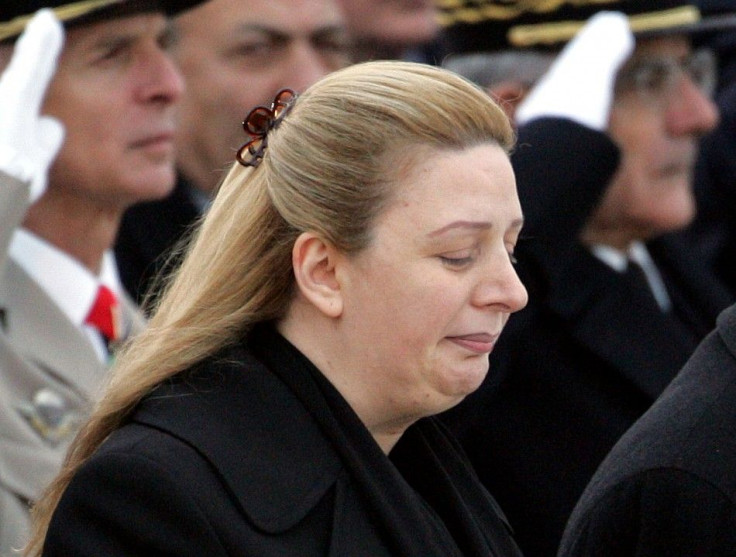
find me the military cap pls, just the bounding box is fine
[437,0,736,52]
[0,0,205,42]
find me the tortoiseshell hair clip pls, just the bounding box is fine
[236,88,297,168]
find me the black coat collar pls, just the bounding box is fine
[133,324,522,556]
[542,245,700,398]
[133,339,342,533]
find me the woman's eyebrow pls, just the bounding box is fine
[427,221,493,237]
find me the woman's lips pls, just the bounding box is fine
[447,333,497,354]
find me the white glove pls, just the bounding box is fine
[516,11,634,131]
[0,9,65,202]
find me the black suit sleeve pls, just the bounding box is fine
[559,468,736,556]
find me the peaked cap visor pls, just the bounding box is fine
[0,0,204,42]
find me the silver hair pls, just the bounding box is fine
[442,50,557,89]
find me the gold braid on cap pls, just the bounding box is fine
[0,0,120,42]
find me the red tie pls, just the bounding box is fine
[85,285,121,343]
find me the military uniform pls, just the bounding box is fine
[0,171,144,555]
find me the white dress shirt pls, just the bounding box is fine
[9,228,124,362]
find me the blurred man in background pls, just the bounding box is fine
[336,0,443,62]
[437,1,736,555]
[0,0,203,551]
[115,0,351,307]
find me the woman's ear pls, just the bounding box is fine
[292,232,344,318]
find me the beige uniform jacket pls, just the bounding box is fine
[0,171,145,556]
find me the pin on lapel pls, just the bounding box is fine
[18,388,79,444]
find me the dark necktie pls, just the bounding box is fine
[626,259,701,347]
[624,259,661,310]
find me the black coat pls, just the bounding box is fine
[441,118,734,557]
[114,177,202,306]
[559,302,736,556]
[43,325,522,556]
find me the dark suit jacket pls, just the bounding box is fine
[559,302,736,556]
[114,177,202,306]
[441,118,734,557]
[44,325,522,556]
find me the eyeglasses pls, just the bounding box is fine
[614,48,717,105]
[236,88,297,168]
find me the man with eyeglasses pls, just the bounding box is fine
[436,1,736,556]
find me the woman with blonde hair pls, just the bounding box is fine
[29,60,528,556]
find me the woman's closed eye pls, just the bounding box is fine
[439,250,475,268]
